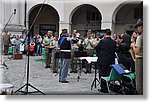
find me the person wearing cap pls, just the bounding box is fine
[43,31,54,68]
[93,32,101,47]
[51,34,59,73]
[132,18,143,95]
[58,29,71,83]
[3,31,11,55]
[83,30,95,73]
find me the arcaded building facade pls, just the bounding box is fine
[0,0,142,36]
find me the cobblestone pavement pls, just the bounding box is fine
[1,55,116,95]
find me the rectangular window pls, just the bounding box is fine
[39,24,56,36]
[86,11,100,21]
[92,12,96,20]
[86,11,91,20]
[134,8,140,19]
[96,12,100,20]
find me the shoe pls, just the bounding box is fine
[59,80,69,83]
[53,71,58,73]
[45,65,50,68]
[74,71,77,73]
[70,71,74,73]
[85,71,91,74]
[99,89,109,93]
[70,71,77,73]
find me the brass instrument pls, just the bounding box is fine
[129,33,136,61]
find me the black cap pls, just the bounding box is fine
[62,29,68,33]
[135,18,143,28]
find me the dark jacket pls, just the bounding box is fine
[58,36,71,59]
[118,34,131,54]
[95,37,116,66]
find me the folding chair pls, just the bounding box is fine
[8,47,13,54]
[123,73,136,94]
[100,67,121,93]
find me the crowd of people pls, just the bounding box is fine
[2,18,143,95]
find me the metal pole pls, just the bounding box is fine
[24,0,27,28]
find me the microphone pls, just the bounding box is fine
[14,9,16,14]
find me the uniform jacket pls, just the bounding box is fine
[95,37,116,66]
[58,36,71,59]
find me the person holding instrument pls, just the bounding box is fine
[43,31,54,68]
[58,29,71,83]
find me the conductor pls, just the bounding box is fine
[95,29,116,93]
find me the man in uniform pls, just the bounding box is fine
[3,31,10,55]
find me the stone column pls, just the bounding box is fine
[101,20,112,30]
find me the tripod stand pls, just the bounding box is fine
[15,37,45,95]
[15,0,47,94]
[91,62,100,90]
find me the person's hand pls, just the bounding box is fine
[130,42,135,48]
[88,40,91,43]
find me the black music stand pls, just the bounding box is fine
[91,62,100,90]
[74,51,87,82]
[54,51,60,76]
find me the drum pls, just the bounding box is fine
[0,83,14,95]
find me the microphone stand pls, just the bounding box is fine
[1,9,16,65]
[15,0,46,95]
[1,9,16,33]
[15,33,45,95]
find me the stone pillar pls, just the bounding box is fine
[101,20,112,30]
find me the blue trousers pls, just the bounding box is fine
[36,43,42,55]
[59,58,70,81]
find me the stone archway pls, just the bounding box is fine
[28,4,59,37]
[70,4,102,35]
[112,1,143,35]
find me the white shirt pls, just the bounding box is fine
[84,38,94,49]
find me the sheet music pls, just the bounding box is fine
[80,57,98,63]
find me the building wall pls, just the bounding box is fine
[0,0,142,36]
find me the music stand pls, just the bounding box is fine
[91,62,100,90]
[74,51,87,82]
[54,51,60,76]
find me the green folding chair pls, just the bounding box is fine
[101,68,121,93]
[34,48,46,62]
[123,73,135,80]
[8,47,13,54]
[123,72,136,94]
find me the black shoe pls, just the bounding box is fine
[70,71,74,73]
[70,71,77,73]
[99,89,109,93]
[85,71,91,74]
[74,71,77,73]
[59,80,69,83]
[45,65,50,68]
[53,71,58,73]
